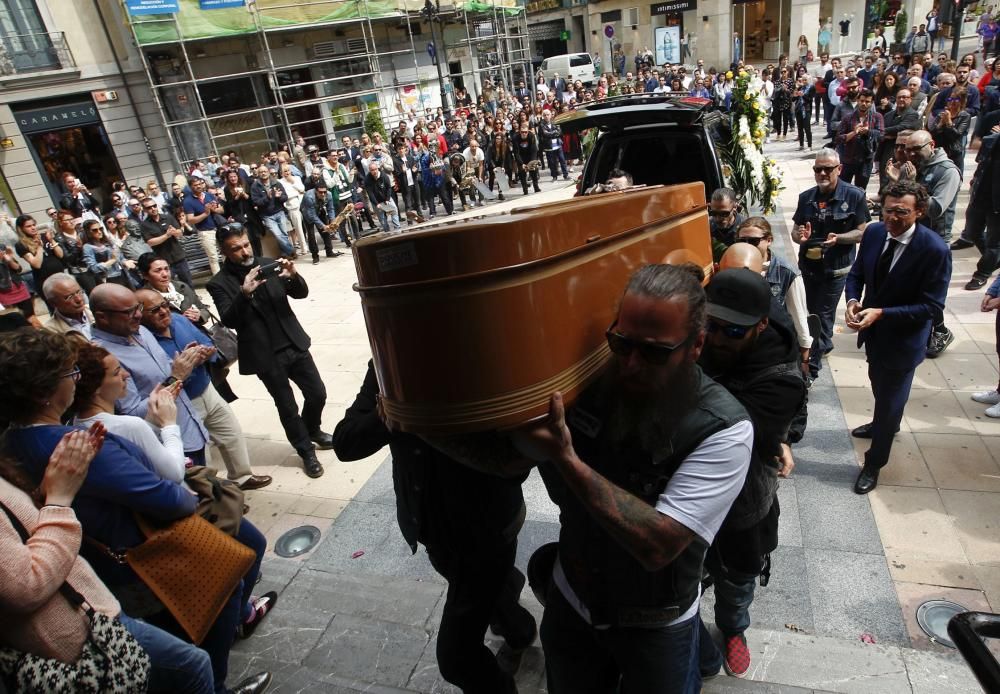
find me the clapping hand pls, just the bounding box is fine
[182,306,201,323]
[40,429,102,507]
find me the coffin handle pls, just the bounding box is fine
[585,234,602,243]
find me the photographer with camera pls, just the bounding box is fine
[207,225,332,479]
[834,88,883,191]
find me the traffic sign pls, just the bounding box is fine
[604,24,615,39]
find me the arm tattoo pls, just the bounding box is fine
[562,456,692,571]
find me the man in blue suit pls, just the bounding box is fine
[844,180,952,494]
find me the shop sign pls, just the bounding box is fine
[651,0,695,15]
[125,0,179,15]
[200,0,245,8]
[526,0,561,14]
[14,102,100,134]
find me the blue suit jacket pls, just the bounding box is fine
[844,222,951,370]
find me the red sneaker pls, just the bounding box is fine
[723,633,751,678]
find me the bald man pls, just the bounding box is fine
[91,283,211,464]
[719,242,764,273]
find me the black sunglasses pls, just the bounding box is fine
[738,236,765,246]
[813,165,839,173]
[707,319,754,339]
[707,209,734,218]
[605,322,691,365]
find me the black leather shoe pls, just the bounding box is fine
[301,450,324,478]
[308,429,334,450]
[851,422,900,439]
[311,256,320,265]
[965,275,989,291]
[230,672,272,694]
[854,465,880,495]
[851,422,875,438]
[950,239,975,250]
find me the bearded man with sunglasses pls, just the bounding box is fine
[696,269,806,679]
[428,265,752,693]
[792,148,869,380]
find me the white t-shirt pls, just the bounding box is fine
[553,419,753,627]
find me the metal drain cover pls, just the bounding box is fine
[274,525,321,558]
[915,599,968,648]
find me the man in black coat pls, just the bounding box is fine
[510,123,541,195]
[332,362,536,694]
[206,225,331,478]
[696,269,806,679]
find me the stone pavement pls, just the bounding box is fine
[192,153,993,691]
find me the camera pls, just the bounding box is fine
[259,262,283,278]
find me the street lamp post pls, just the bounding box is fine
[422,0,452,114]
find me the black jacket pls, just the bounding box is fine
[331,361,526,553]
[700,316,805,531]
[538,121,563,152]
[206,258,311,375]
[250,179,287,217]
[60,190,100,218]
[364,172,393,206]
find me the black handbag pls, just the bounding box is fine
[0,502,151,693]
[206,309,238,367]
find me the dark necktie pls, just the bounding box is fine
[875,238,899,290]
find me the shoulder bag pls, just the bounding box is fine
[185,465,245,536]
[0,502,151,693]
[205,308,238,367]
[89,512,254,645]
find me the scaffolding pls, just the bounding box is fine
[121,0,530,171]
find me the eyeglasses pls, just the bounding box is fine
[904,142,930,153]
[101,303,144,316]
[882,207,915,217]
[61,288,84,302]
[813,165,839,173]
[738,236,765,246]
[605,322,691,365]
[61,365,81,383]
[707,209,734,218]
[142,205,156,210]
[706,319,754,339]
[148,301,171,314]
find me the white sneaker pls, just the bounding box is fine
[971,390,1000,405]
[986,402,1000,418]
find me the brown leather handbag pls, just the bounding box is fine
[92,513,254,645]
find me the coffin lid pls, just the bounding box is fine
[352,182,707,291]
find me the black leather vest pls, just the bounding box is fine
[548,367,748,627]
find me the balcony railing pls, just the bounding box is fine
[0,31,76,76]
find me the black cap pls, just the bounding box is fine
[705,268,771,327]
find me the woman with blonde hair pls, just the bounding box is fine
[278,162,306,254]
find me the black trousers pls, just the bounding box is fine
[516,167,540,194]
[426,539,527,694]
[255,347,326,453]
[305,221,334,259]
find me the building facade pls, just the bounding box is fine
[0,0,175,222]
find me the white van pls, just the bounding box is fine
[540,53,596,86]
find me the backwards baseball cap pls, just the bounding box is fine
[705,268,771,327]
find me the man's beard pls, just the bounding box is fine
[601,360,700,453]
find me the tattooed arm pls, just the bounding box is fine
[534,392,697,571]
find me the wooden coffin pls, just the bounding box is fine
[352,182,713,434]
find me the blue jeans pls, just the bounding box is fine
[119,614,214,694]
[540,586,702,694]
[546,148,568,179]
[710,570,757,637]
[261,211,293,256]
[801,271,848,377]
[375,199,401,232]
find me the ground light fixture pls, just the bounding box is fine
[274,525,322,558]
[916,600,969,648]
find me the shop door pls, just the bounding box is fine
[14,99,122,211]
[276,69,324,151]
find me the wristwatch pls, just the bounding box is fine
[161,376,181,388]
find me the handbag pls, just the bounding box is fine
[0,503,150,693]
[185,465,245,536]
[205,309,238,367]
[90,513,254,645]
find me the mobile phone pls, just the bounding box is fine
[259,262,283,278]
